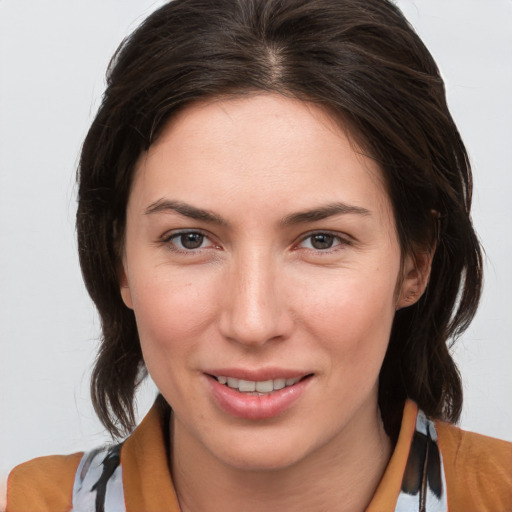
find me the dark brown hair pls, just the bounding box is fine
[77,0,482,438]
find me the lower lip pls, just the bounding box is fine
[207,375,311,420]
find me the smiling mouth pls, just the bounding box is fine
[210,375,312,395]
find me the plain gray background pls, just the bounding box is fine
[1,0,511,479]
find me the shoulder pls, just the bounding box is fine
[6,452,83,512]
[436,420,512,475]
[435,420,512,510]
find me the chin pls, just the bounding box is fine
[205,425,325,473]
[216,445,307,473]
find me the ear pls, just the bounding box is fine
[396,247,435,310]
[118,261,134,310]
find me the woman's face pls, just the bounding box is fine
[121,94,419,470]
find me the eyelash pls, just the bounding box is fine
[296,231,351,252]
[161,230,216,254]
[161,230,350,254]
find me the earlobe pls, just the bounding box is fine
[118,265,134,310]
[396,249,434,310]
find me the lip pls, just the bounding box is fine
[205,370,313,420]
[204,367,307,381]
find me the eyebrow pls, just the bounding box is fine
[145,199,227,225]
[281,202,371,225]
[144,198,371,226]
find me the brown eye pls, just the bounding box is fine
[310,234,335,250]
[179,232,205,249]
[297,232,348,252]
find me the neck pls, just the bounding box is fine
[170,401,392,512]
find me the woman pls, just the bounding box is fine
[6,0,512,511]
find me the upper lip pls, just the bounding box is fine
[204,368,312,381]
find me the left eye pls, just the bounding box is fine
[168,231,210,250]
[299,233,344,250]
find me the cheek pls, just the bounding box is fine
[129,269,219,364]
[295,265,398,365]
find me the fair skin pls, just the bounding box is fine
[120,94,430,512]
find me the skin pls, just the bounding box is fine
[120,93,430,512]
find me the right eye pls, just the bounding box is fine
[163,231,213,252]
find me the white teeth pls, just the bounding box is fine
[227,377,239,388]
[273,378,286,390]
[216,375,302,393]
[238,379,256,392]
[255,380,274,393]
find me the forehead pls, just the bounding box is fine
[131,93,391,222]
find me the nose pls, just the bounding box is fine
[219,249,292,347]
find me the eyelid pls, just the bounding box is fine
[294,230,352,250]
[160,228,219,252]
[161,228,208,242]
